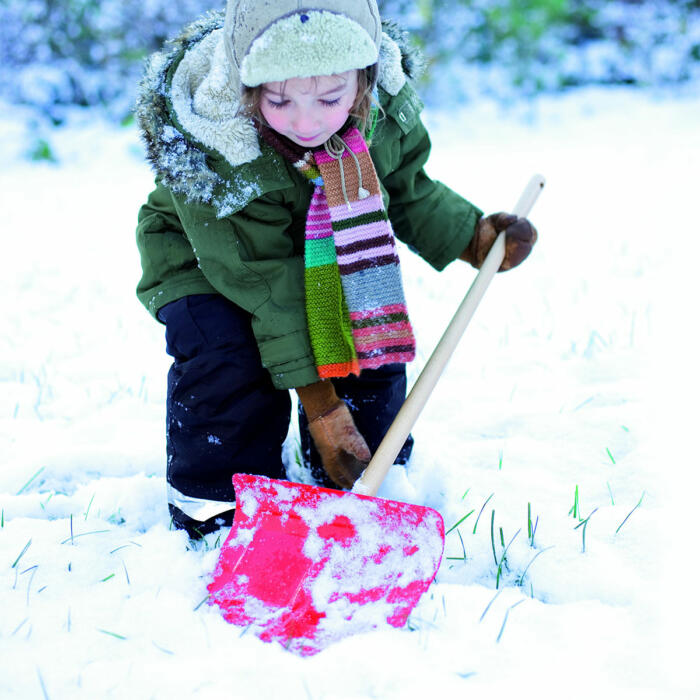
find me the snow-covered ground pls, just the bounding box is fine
[1,85,698,698]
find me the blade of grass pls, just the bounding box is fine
[109,544,131,554]
[98,628,127,640]
[12,618,29,636]
[11,539,32,568]
[193,593,210,611]
[496,599,525,643]
[490,510,498,566]
[17,467,45,495]
[36,668,50,700]
[473,493,494,534]
[517,545,555,585]
[84,493,96,520]
[152,641,174,655]
[40,493,54,511]
[496,529,521,588]
[606,447,616,465]
[26,567,38,605]
[456,529,466,560]
[607,481,615,505]
[615,491,645,534]
[568,485,580,519]
[60,529,109,545]
[446,529,467,561]
[445,509,475,536]
[479,589,502,622]
[574,508,598,553]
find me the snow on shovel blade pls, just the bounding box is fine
[207,473,444,656]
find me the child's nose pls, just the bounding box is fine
[292,109,318,133]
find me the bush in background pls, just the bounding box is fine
[380,0,700,101]
[1,0,699,120]
[0,0,214,121]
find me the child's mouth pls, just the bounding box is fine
[295,134,322,142]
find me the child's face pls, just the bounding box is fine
[260,70,359,148]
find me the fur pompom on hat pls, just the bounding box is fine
[223,0,382,87]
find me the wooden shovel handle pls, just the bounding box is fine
[353,174,546,497]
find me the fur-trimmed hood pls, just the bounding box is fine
[134,11,423,218]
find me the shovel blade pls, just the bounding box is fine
[208,474,444,655]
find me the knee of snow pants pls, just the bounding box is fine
[298,363,414,489]
[158,294,291,533]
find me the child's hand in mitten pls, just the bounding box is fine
[296,381,371,489]
[460,213,538,271]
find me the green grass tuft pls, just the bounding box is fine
[568,485,581,520]
[30,139,58,163]
[495,529,521,589]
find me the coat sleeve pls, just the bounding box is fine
[168,189,320,391]
[136,181,218,317]
[382,118,483,271]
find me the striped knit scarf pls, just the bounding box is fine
[260,125,415,378]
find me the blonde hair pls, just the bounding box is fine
[240,65,380,138]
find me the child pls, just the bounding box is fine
[134,0,538,538]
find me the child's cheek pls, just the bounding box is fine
[328,109,352,134]
[260,106,288,134]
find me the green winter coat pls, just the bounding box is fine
[134,13,482,390]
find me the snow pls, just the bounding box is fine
[2,84,700,697]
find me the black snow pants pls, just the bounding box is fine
[158,294,412,537]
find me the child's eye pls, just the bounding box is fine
[320,98,341,107]
[266,99,289,110]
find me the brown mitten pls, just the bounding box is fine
[460,212,538,271]
[296,381,371,489]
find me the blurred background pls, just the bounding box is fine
[2,0,699,134]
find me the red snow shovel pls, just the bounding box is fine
[207,175,546,655]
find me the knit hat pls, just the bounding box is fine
[223,0,382,87]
